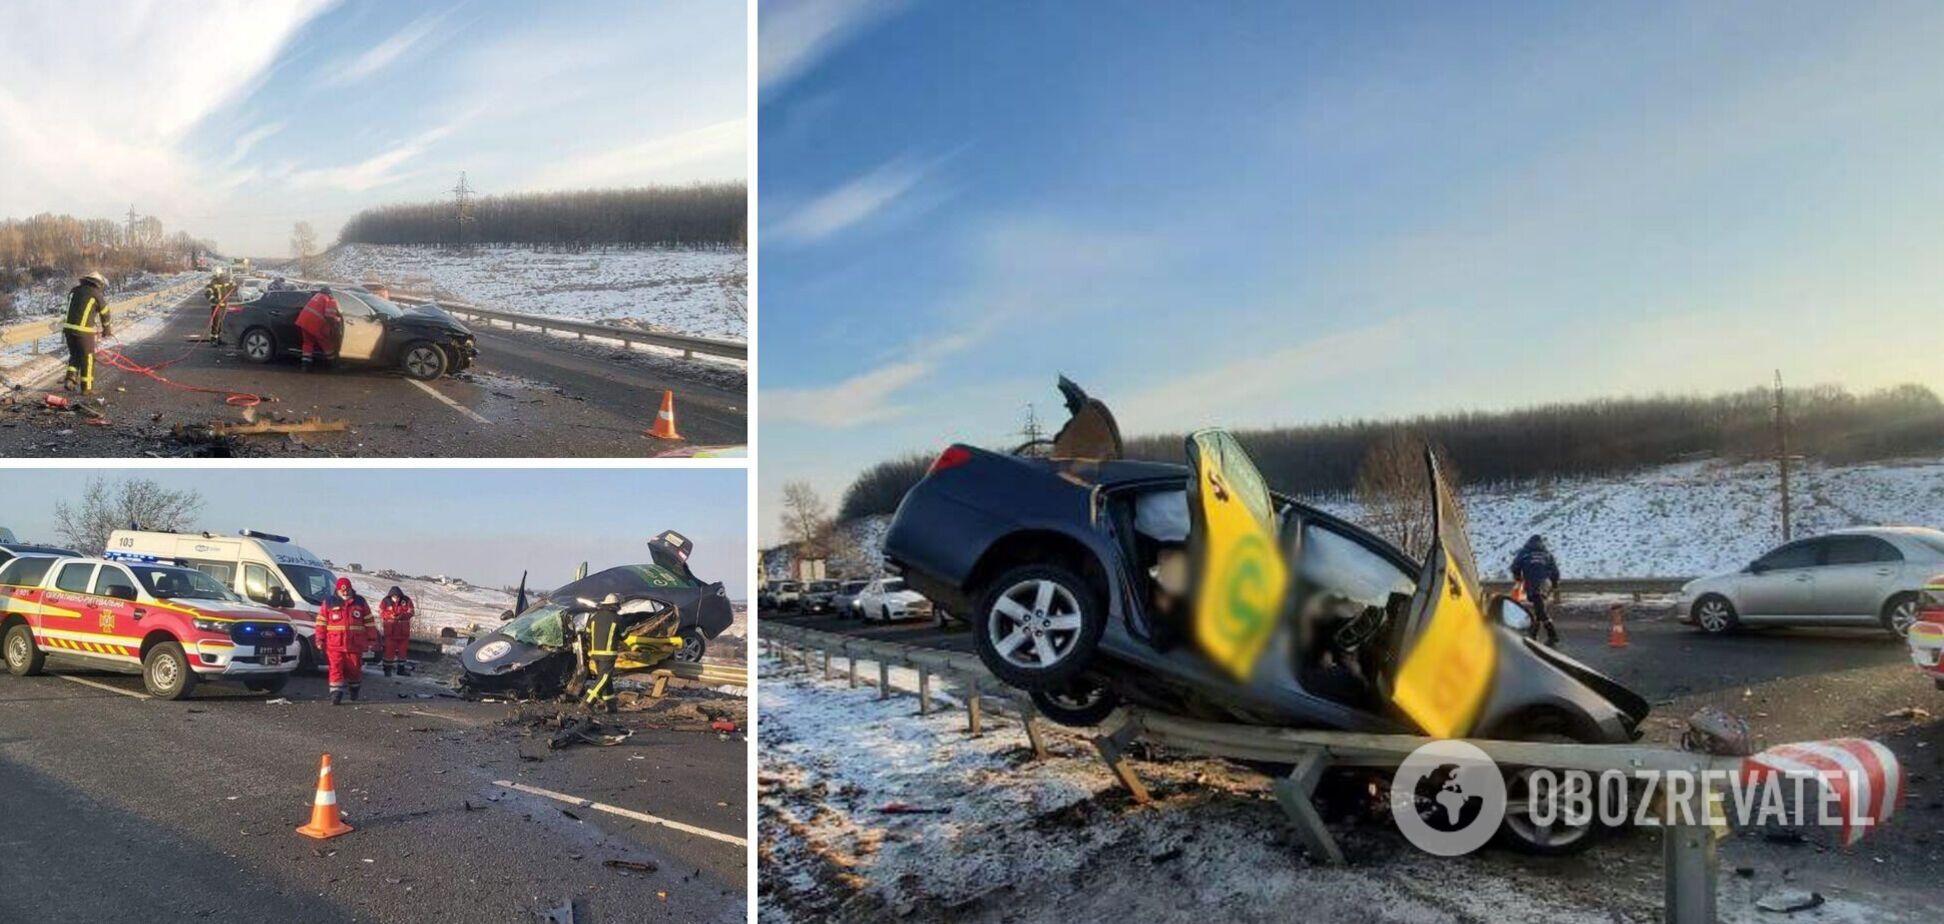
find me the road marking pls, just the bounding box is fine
[409,379,492,425]
[406,709,468,722]
[53,674,151,700]
[493,780,747,847]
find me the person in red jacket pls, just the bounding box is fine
[379,585,416,677]
[318,577,371,704]
[296,286,342,372]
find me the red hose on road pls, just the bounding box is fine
[94,339,267,408]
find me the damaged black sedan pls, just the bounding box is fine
[459,532,735,698]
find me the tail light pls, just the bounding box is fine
[1920,579,1944,625]
[927,445,972,475]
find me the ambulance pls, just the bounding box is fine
[105,528,375,671]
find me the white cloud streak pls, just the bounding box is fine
[769,157,930,245]
[522,118,747,192]
[759,0,902,91]
[322,9,450,88]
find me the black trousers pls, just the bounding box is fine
[63,330,97,392]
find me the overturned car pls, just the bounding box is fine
[459,532,734,698]
[883,379,1651,853]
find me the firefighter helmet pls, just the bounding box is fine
[80,271,108,288]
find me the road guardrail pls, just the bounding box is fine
[273,275,746,361]
[0,280,201,352]
[758,621,1879,924]
[664,659,750,687]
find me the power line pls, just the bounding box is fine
[450,171,475,250]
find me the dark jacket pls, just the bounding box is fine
[63,281,111,333]
[1511,540,1560,590]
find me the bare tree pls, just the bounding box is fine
[52,477,205,554]
[1353,429,1455,558]
[780,481,831,559]
[290,221,319,274]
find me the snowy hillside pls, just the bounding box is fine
[335,573,517,642]
[804,457,1944,581]
[324,244,746,341]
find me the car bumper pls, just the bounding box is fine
[1908,623,1944,677]
[189,639,300,676]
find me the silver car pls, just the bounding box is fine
[1678,527,1944,636]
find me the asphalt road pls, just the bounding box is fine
[0,658,747,923]
[0,292,746,457]
[760,597,1944,912]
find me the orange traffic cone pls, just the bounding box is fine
[295,754,354,840]
[1607,604,1629,649]
[645,389,684,440]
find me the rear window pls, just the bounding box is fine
[1825,535,1902,566]
[0,556,56,588]
[54,563,96,593]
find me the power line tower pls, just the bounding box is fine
[125,204,139,251]
[1022,402,1044,446]
[1773,370,1792,543]
[450,172,475,250]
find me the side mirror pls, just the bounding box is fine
[269,588,294,609]
[1490,595,1533,633]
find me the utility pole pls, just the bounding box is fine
[1021,402,1044,448]
[450,172,475,250]
[125,204,138,252]
[1774,370,1791,543]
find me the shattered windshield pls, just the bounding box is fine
[133,566,241,602]
[501,603,569,648]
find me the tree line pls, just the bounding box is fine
[833,383,1944,521]
[338,184,747,249]
[0,212,217,302]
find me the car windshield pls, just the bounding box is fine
[810,581,838,592]
[132,565,240,602]
[500,602,569,648]
[281,564,338,606]
[881,579,905,593]
[341,290,403,320]
[844,582,867,593]
[778,583,800,592]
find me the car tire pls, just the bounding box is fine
[240,327,276,364]
[400,340,449,380]
[1494,731,1606,855]
[245,674,291,696]
[1882,592,1919,637]
[972,564,1104,691]
[673,635,706,663]
[142,642,197,700]
[1692,595,1739,634]
[1030,678,1118,727]
[5,624,46,677]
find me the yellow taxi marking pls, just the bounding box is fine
[53,674,150,700]
[493,781,747,847]
[409,379,492,425]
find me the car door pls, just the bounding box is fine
[1815,535,1902,622]
[334,292,385,361]
[41,561,100,654]
[1736,539,1825,620]
[89,564,144,661]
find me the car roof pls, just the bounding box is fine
[1828,526,1944,538]
[0,544,80,556]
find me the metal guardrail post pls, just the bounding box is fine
[878,660,891,700]
[847,652,858,688]
[917,669,932,715]
[1091,718,1152,804]
[822,647,832,680]
[964,675,983,737]
[1271,749,1347,866]
[1663,788,1717,924]
[1018,700,1050,761]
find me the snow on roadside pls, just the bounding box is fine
[2,272,199,370]
[325,244,746,341]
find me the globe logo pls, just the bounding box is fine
[1390,740,1506,856]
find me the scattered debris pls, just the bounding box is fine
[1755,889,1825,913]
[264,697,293,705]
[1883,706,1933,722]
[549,716,634,750]
[602,859,658,875]
[880,802,951,815]
[210,416,348,437]
[538,899,576,924]
[710,719,738,734]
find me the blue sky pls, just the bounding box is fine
[0,0,746,256]
[757,0,1944,541]
[0,469,748,598]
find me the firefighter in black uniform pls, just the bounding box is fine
[583,593,622,714]
[62,272,112,394]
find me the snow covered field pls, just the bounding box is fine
[325,244,746,341]
[806,456,1944,581]
[1,272,198,371]
[758,655,1914,923]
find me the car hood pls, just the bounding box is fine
[390,305,471,335]
[155,597,292,621]
[548,564,735,639]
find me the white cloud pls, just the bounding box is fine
[322,10,450,88]
[764,360,933,427]
[769,157,930,245]
[759,0,902,91]
[221,121,287,169]
[522,118,747,192]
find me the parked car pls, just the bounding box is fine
[0,541,81,568]
[883,379,1650,854]
[800,580,842,614]
[1677,527,1944,636]
[830,580,870,618]
[770,581,803,612]
[1,555,298,698]
[856,578,934,623]
[1906,576,1944,690]
[222,287,477,380]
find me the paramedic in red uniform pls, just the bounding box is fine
[296,286,342,372]
[319,577,370,704]
[379,585,415,676]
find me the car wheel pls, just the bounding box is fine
[673,635,706,663]
[245,674,291,696]
[143,642,197,700]
[972,564,1104,690]
[5,624,46,677]
[1693,595,1738,634]
[401,341,449,380]
[240,327,276,364]
[1030,678,1118,727]
[1882,593,1919,637]
[1496,732,1604,855]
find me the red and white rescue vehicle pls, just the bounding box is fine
[1905,576,1944,691]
